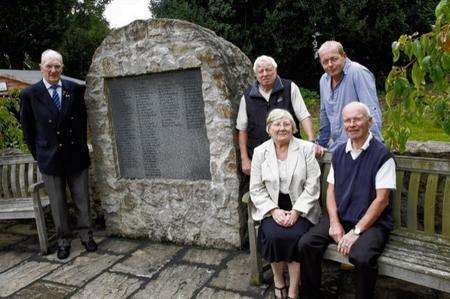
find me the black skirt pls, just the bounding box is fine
[258,193,313,263]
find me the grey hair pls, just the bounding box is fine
[266,108,298,134]
[41,49,63,66]
[342,101,372,119]
[317,41,345,57]
[253,55,277,73]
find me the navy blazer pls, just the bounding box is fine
[20,79,90,175]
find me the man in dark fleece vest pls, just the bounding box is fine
[236,55,318,176]
[298,102,396,299]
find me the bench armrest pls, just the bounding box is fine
[29,181,45,194]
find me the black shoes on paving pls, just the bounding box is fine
[81,235,98,252]
[57,244,71,260]
[56,233,97,260]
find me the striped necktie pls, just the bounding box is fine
[50,85,61,110]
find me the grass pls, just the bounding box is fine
[299,89,449,142]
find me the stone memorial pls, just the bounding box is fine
[85,19,254,248]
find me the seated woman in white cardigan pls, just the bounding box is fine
[250,108,321,299]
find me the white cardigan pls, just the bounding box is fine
[249,137,322,224]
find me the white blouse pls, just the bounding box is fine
[277,159,290,194]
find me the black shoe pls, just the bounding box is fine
[57,244,71,260]
[81,235,98,252]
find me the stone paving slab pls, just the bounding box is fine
[98,238,141,254]
[0,250,32,272]
[210,253,265,296]
[197,287,254,298]
[10,281,76,299]
[132,264,213,298]
[45,252,122,287]
[44,236,106,263]
[71,271,143,299]
[111,243,182,278]
[0,260,59,297]
[182,248,229,266]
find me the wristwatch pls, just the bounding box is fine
[353,226,361,236]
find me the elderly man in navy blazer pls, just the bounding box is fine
[20,49,97,259]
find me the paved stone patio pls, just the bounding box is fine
[0,220,268,298]
[1,220,449,299]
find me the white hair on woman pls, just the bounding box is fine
[41,49,63,66]
[253,55,277,73]
[343,101,373,119]
[266,108,298,134]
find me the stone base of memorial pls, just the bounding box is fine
[85,19,254,248]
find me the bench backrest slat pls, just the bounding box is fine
[2,165,11,198]
[393,170,404,226]
[27,163,35,196]
[19,163,27,197]
[1,159,41,199]
[424,174,438,234]
[321,163,331,208]
[10,164,19,197]
[407,172,421,231]
[443,177,450,238]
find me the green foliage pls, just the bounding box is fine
[60,0,111,79]
[0,90,27,151]
[149,0,438,89]
[0,0,110,80]
[385,0,450,152]
[300,87,320,115]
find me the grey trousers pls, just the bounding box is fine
[42,168,92,246]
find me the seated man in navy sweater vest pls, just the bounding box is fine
[298,101,396,299]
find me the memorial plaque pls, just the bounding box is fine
[107,69,211,180]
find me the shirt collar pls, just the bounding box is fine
[43,78,62,89]
[345,132,373,153]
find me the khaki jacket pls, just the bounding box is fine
[249,137,321,224]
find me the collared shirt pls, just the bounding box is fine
[43,78,62,101]
[318,58,383,151]
[327,133,396,189]
[236,80,310,130]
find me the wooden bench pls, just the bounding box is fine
[0,155,51,254]
[243,152,450,293]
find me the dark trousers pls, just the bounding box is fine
[298,216,389,299]
[42,168,92,246]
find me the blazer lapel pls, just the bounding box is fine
[35,80,59,115]
[59,80,73,123]
[285,138,300,189]
[262,141,280,202]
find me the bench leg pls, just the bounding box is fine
[248,205,264,285]
[33,203,49,255]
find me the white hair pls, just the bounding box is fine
[317,40,345,57]
[253,55,277,73]
[343,101,372,119]
[266,108,298,134]
[41,49,63,66]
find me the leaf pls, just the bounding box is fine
[392,41,400,62]
[441,53,450,71]
[411,62,424,88]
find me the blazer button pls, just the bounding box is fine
[56,131,60,135]
[70,117,74,120]
[59,144,63,147]
[48,119,52,123]
[69,129,72,133]
[70,141,74,145]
